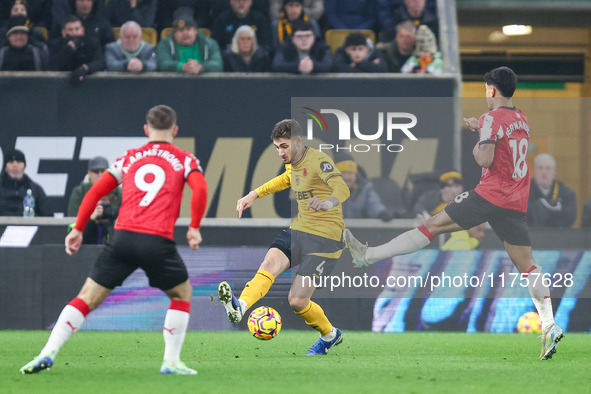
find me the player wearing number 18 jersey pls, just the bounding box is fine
[20,105,208,375]
[343,67,564,360]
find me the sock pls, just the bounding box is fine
[524,265,555,330]
[163,300,190,366]
[321,326,337,341]
[295,301,332,336]
[240,269,275,309]
[40,297,90,358]
[366,225,434,264]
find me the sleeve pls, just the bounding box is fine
[202,38,224,72]
[400,55,418,74]
[49,42,75,71]
[355,50,388,73]
[332,48,353,73]
[255,14,272,49]
[183,153,204,179]
[86,42,107,73]
[326,175,350,204]
[67,185,84,216]
[478,112,499,144]
[140,45,158,71]
[254,170,291,198]
[156,38,180,71]
[311,45,334,73]
[271,46,299,73]
[74,172,119,231]
[187,170,208,228]
[105,44,128,71]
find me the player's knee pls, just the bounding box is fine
[260,258,285,277]
[288,296,308,312]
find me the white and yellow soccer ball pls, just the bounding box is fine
[247,306,282,340]
[516,312,542,334]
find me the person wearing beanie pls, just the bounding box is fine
[156,7,223,73]
[271,0,321,50]
[269,0,324,21]
[335,154,393,221]
[272,19,332,74]
[68,156,121,244]
[400,24,442,74]
[211,0,271,52]
[0,15,48,70]
[333,30,387,73]
[0,0,49,47]
[411,170,463,216]
[0,149,52,216]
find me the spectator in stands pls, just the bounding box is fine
[400,24,441,74]
[211,0,271,51]
[377,20,415,72]
[333,31,386,73]
[335,154,393,221]
[581,197,591,227]
[0,0,51,29]
[68,156,121,244]
[49,15,105,85]
[52,0,104,35]
[156,10,223,73]
[412,171,462,216]
[270,0,323,21]
[105,0,157,29]
[381,0,438,43]
[210,0,270,25]
[0,149,52,216]
[156,0,211,31]
[223,25,270,72]
[527,153,577,227]
[272,20,332,74]
[50,0,114,48]
[271,0,321,50]
[0,16,48,70]
[105,21,156,72]
[0,1,48,46]
[324,0,379,31]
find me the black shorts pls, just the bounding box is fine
[89,230,189,291]
[444,190,531,246]
[269,229,291,261]
[291,229,344,279]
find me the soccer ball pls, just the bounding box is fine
[247,306,282,340]
[516,312,542,334]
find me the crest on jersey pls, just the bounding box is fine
[295,175,300,185]
[320,162,333,172]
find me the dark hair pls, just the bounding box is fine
[146,105,177,130]
[62,14,81,30]
[484,66,517,98]
[344,31,367,48]
[271,119,302,140]
[291,19,313,33]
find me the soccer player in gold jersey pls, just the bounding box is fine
[218,119,350,355]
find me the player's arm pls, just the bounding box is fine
[66,171,119,255]
[237,170,290,218]
[307,175,350,211]
[473,142,495,168]
[186,170,208,250]
[468,114,496,168]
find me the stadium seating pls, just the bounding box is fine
[325,29,376,53]
[112,27,158,46]
[160,27,211,40]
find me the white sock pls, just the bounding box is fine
[320,327,336,341]
[40,305,86,358]
[163,309,190,366]
[526,265,555,331]
[239,299,249,315]
[367,226,434,264]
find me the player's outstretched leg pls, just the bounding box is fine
[343,225,435,269]
[218,281,247,323]
[539,323,564,361]
[20,297,90,374]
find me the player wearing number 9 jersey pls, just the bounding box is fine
[342,67,564,361]
[20,105,208,376]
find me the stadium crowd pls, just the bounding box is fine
[0,0,443,75]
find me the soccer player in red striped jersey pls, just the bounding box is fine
[343,67,564,360]
[20,105,208,375]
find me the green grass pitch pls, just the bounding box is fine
[2,330,590,394]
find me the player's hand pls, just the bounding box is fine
[307,197,328,211]
[236,191,258,218]
[187,227,202,250]
[65,228,83,256]
[463,117,479,132]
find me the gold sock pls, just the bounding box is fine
[239,269,275,308]
[295,301,332,335]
